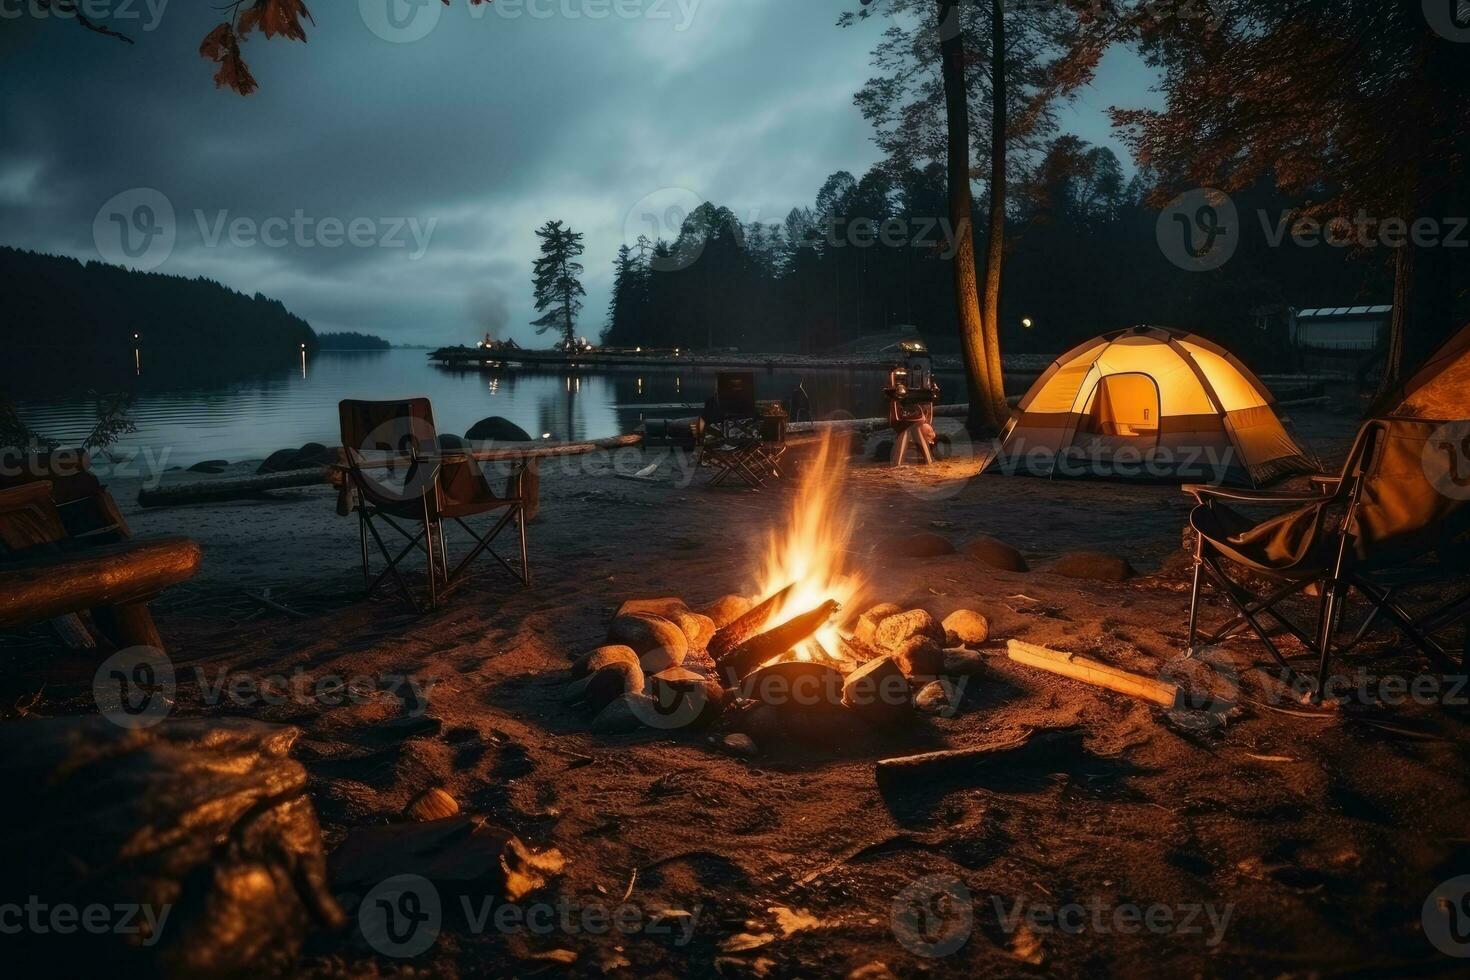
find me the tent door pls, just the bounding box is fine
[1068,372,1161,456]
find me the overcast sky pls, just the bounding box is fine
[0,0,1155,347]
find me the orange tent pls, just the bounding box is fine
[988,326,1316,486]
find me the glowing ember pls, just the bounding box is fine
[754,430,864,664]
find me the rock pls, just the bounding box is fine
[915,680,958,715]
[616,597,689,620]
[855,602,903,646]
[564,661,644,714]
[739,703,787,746]
[962,535,1029,572]
[841,655,912,726]
[893,532,957,558]
[187,459,229,473]
[893,636,944,678]
[437,433,464,451]
[404,787,460,822]
[0,717,344,977]
[847,964,898,980]
[330,815,564,903]
[942,648,988,676]
[592,693,657,735]
[1051,550,1136,582]
[871,438,894,461]
[571,644,640,678]
[874,609,946,651]
[257,448,301,474]
[607,613,688,672]
[649,667,725,730]
[739,661,846,714]
[672,611,716,652]
[942,609,990,645]
[465,416,533,442]
[699,594,752,630]
[721,733,757,757]
[292,442,332,466]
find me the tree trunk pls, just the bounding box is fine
[1376,179,1461,402]
[980,0,1010,425]
[937,0,1004,437]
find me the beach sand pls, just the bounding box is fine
[5,404,1468,977]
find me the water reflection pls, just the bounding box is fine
[15,350,995,467]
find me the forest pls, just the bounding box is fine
[601,135,1405,370]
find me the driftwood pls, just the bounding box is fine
[0,536,202,632]
[136,434,643,509]
[875,729,1038,790]
[1006,639,1180,708]
[709,584,794,660]
[718,600,841,682]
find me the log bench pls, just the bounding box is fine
[0,476,201,651]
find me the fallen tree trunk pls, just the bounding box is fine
[875,728,1037,790]
[1006,639,1180,708]
[718,600,840,682]
[137,435,644,509]
[0,536,202,629]
[709,584,793,661]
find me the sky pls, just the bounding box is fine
[0,0,1156,347]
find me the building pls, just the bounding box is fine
[1288,305,1392,352]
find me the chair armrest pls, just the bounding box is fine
[1309,475,1342,492]
[1181,484,1332,505]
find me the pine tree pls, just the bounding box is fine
[530,220,586,345]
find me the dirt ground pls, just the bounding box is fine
[6,404,1470,978]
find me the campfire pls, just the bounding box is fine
[566,431,990,743]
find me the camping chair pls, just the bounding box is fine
[697,372,786,489]
[338,398,531,611]
[1184,417,1470,698]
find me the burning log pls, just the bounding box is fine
[717,599,840,683]
[708,584,794,660]
[1006,640,1180,709]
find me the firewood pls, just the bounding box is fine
[1005,639,1180,708]
[874,728,1038,789]
[708,583,794,660]
[718,600,840,682]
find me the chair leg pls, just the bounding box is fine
[1314,580,1342,702]
[518,504,531,586]
[423,516,439,611]
[1186,557,1204,656]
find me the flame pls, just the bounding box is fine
[754,430,864,664]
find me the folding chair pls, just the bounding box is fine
[338,398,531,612]
[697,372,786,489]
[1184,417,1470,698]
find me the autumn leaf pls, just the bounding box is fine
[198,23,257,96]
[238,0,314,42]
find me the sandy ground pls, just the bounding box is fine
[6,404,1470,978]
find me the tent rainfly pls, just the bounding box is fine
[987,325,1317,487]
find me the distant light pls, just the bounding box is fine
[132,332,140,341]
[300,342,307,349]
[635,346,641,352]
[1021,317,1034,329]
[541,433,552,439]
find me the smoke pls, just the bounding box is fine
[467,285,510,340]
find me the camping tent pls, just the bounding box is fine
[988,325,1316,486]
[1368,319,1470,420]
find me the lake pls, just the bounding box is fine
[15,349,995,468]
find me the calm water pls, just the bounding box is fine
[16,350,982,468]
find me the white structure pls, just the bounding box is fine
[1289,305,1392,351]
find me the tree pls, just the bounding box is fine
[530,220,586,345]
[1112,0,1470,393]
[843,0,1098,435]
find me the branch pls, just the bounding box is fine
[42,0,136,43]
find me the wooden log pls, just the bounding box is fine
[709,584,793,661]
[138,435,644,509]
[92,601,165,649]
[875,729,1037,788]
[1005,639,1180,708]
[718,600,841,682]
[0,536,202,629]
